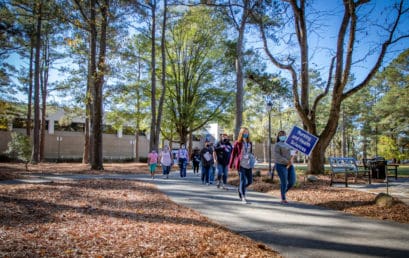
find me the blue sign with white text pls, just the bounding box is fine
[285,126,318,156]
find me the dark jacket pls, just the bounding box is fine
[191,150,201,164]
[214,140,233,166]
[200,146,214,168]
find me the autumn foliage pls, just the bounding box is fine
[0,163,279,257]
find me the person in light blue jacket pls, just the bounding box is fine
[272,130,296,204]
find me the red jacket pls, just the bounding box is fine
[229,140,253,169]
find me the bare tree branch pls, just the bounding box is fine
[343,0,408,99]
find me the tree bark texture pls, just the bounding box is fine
[149,0,157,152]
[31,1,42,164]
[91,0,109,170]
[40,35,49,161]
[27,40,34,137]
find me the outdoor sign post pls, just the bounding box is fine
[285,126,319,156]
[130,140,136,160]
[56,136,63,162]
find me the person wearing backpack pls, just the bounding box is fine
[229,127,255,204]
[190,148,201,175]
[214,133,233,189]
[200,142,214,185]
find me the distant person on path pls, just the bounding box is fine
[191,148,201,175]
[208,142,216,184]
[147,150,158,179]
[159,145,173,179]
[229,127,254,204]
[272,130,296,204]
[214,133,233,189]
[177,143,189,178]
[200,142,214,185]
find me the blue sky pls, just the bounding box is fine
[5,0,409,103]
[302,0,409,84]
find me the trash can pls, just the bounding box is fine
[369,157,387,179]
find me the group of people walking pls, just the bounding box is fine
[147,127,297,205]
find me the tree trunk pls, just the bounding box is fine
[234,1,250,139]
[154,0,167,152]
[88,0,97,167]
[179,126,188,146]
[149,0,157,152]
[83,33,92,165]
[91,0,108,170]
[234,11,247,139]
[135,132,139,162]
[27,40,34,136]
[83,116,90,164]
[308,141,326,174]
[134,57,142,162]
[31,1,42,164]
[188,132,193,155]
[40,34,49,162]
[341,108,347,157]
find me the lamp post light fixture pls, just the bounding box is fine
[266,101,274,180]
[56,136,63,162]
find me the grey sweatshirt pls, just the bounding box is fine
[272,141,292,165]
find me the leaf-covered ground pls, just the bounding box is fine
[1,162,409,256]
[0,163,279,257]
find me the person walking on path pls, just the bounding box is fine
[229,127,254,204]
[200,142,214,185]
[190,148,201,175]
[159,145,173,179]
[214,133,233,189]
[147,150,158,179]
[272,130,296,204]
[177,143,189,178]
[208,142,216,184]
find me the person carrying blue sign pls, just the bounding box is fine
[273,130,296,204]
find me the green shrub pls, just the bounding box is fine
[5,132,31,170]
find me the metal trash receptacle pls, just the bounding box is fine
[369,157,387,179]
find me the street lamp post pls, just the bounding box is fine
[130,140,135,160]
[266,101,273,180]
[56,136,63,162]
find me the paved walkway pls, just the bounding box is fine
[1,171,409,258]
[343,178,409,206]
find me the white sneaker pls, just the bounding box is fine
[242,197,248,204]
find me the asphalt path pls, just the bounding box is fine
[142,171,409,258]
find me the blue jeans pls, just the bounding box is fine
[217,164,229,184]
[162,165,171,175]
[201,166,211,184]
[276,163,296,201]
[209,166,215,183]
[239,166,253,197]
[179,158,187,177]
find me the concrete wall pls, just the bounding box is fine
[0,130,149,160]
[1,130,280,163]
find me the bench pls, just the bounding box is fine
[387,164,399,180]
[328,157,371,187]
